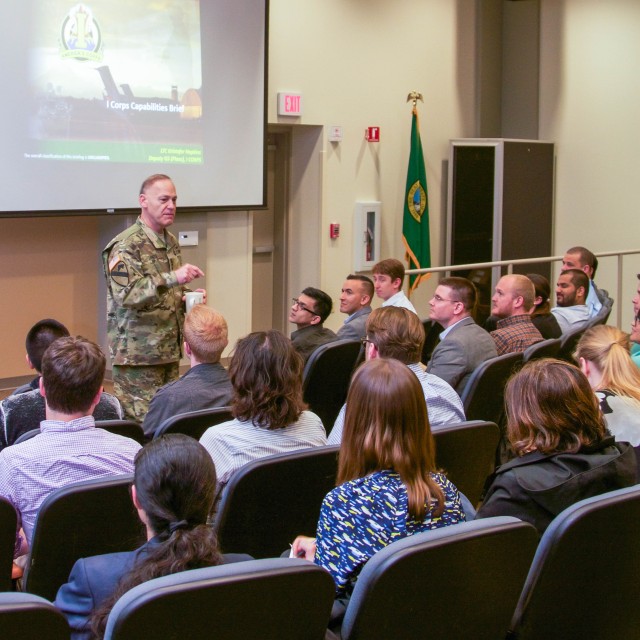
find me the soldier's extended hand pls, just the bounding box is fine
[175,263,205,285]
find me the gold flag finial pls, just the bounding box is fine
[406,91,423,108]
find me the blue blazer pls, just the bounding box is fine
[54,537,252,640]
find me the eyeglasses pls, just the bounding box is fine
[360,337,376,347]
[292,298,319,316]
[432,294,458,303]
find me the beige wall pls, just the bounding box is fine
[0,217,100,380]
[270,0,479,328]
[540,0,640,320]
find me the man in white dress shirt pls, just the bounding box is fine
[372,258,418,315]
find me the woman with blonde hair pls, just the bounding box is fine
[476,359,636,534]
[575,324,640,446]
[293,358,464,598]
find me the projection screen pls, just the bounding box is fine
[0,0,267,217]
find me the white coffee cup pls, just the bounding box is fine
[185,291,204,313]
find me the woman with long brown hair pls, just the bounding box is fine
[476,359,636,534]
[293,358,464,598]
[54,435,251,640]
[199,330,326,495]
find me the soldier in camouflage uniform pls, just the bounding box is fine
[102,174,206,423]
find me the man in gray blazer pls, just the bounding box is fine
[427,276,497,395]
[336,274,373,341]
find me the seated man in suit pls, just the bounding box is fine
[289,287,337,363]
[142,305,233,437]
[561,245,602,318]
[0,325,122,449]
[0,336,141,558]
[328,306,465,444]
[336,274,373,341]
[551,268,591,334]
[426,276,498,395]
[11,318,69,396]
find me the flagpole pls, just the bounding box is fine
[402,91,431,296]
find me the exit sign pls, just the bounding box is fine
[277,92,303,116]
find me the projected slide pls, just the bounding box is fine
[27,1,203,165]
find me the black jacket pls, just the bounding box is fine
[476,437,637,534]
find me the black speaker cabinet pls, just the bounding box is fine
[446,138,554,321]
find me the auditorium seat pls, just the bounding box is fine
[0,593,68,639]
[23,475,142,601]
[302,339,362,435]
[153,406,233,440]
[432,420,500,506]
[522,337,561,362]
[507,485,640,639]
[103,558,335,640]
[214,446,339,558]
[460,352,523,426]
[556,325,588,363]
[94,420,146,445]
[0,497,17,591]
[340,517,538,640]
[13,421,146,446]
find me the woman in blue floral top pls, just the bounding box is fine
[293,358,465,597]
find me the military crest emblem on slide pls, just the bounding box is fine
[407,180,427,223]
[59,4,104,62]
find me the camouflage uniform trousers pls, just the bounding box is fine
[112,362,180,424]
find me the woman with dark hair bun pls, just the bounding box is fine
[293,358,464,599]
[54,435,251,640]
[526,273,562,339]
[476,359,636,534]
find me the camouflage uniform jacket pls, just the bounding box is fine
[103,217,185,366]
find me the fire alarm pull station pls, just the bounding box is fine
[330,223,340,239]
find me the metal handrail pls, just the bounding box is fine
[406,249,640,327]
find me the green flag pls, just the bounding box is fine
[402,107,431,293]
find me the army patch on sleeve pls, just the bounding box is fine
[109,257,129,287]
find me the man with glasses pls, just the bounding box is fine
[289,287,337,363]
[427,276,497,395]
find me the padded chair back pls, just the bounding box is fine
[508,485,640,640]
[589,288,614,327]
[341,517,538,640]
[522,337,561,363]
[302,339,362,434]
[13,428,40,445]
[14,422,146,446]
[421,319,441,364]
[104,558,335,640]
[23,474,142,601]
[95,420,146,445]
[0,497,17,591]
[557,325,588,363]
[153,406,233,440]
[0,593,69,639]
[215,446,339,558]
[432,421,500,505]
[460,352,523,425]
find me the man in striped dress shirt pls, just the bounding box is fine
[0,337,141,558]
